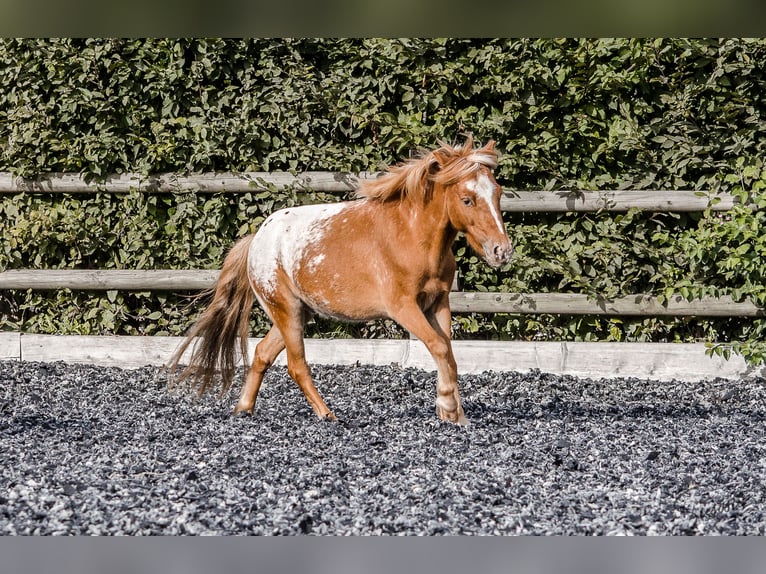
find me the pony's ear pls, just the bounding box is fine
[483,140,496,152]
[430,149,450,171]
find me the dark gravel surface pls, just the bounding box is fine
[2,359,766,535]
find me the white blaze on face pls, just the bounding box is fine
[467,173,505,234]
[248,202,348,296]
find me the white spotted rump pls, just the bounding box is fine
[248,202,349,298]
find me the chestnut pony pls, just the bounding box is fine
[167,137,512,425]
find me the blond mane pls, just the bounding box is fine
[356,136,499,203]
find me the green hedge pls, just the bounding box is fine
[2,38,766,363]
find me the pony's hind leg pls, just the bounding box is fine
[233,325,285,416]
[273,304,336,421]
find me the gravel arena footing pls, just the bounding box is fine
[2,360,766,535]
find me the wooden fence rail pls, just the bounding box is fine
[1,171,761,318]
[0,269,762,317]
[0,171,747,212]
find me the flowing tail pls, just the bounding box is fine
[167,235,255,397]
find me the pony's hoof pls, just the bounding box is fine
[320,411,338,422]
[232,404,254,417]
[437,407,470,427]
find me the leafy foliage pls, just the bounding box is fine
[2,39,766,363]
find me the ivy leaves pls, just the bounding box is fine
[3,38,766,191]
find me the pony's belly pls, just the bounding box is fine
[298,286,386,322]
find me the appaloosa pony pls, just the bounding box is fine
[167,136,512,425]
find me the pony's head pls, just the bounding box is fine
[358,136,513,268]
[434,137,512,268]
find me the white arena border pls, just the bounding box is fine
[1,331,763,382]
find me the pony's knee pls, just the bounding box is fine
[252,350,274,373]
[427,338,452,362]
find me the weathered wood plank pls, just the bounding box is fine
[0,171,745,212]
[408,340,755,381]
[0,331,21,360]
[295,339,408,368]
[449,292,764,317]
[0,171,375,194]
[0,269,219,290]
[14,333,757,381]
[20,334,189,369]
[2,269,762,317]
[500,190,741,212]
[19,334,410,370]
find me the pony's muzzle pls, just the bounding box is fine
[484,241,513,268]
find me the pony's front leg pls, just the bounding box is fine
[391,294,468,426]
[426,292,468,426]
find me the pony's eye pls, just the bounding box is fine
[462,197,473,206]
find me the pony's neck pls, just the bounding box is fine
[395,184,457,269]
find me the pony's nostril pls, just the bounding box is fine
[494,243,512,262]
[485,243,512,267]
